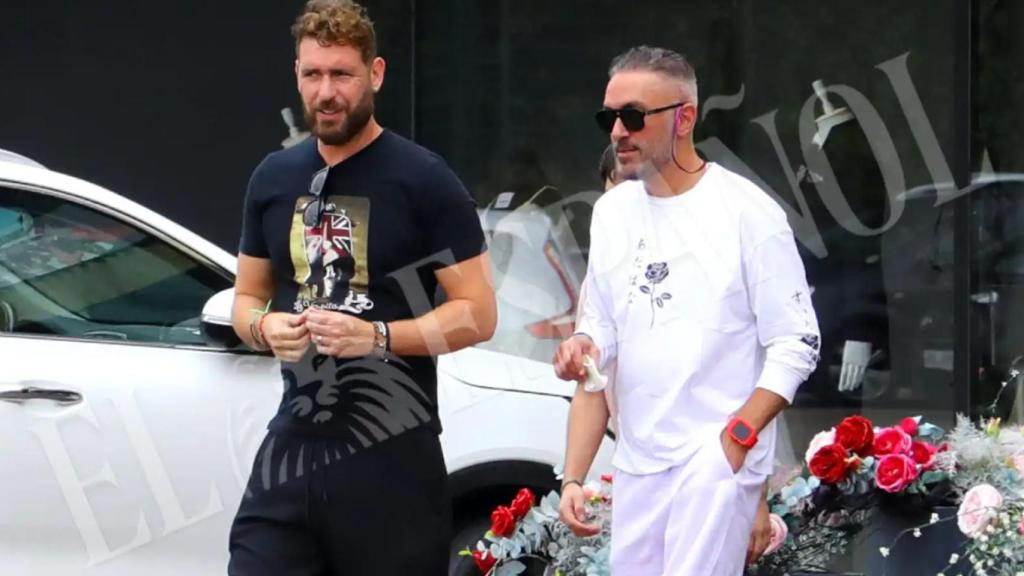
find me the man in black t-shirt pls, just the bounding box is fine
[227,2,495,574]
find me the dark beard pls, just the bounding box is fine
[304,91,375,147]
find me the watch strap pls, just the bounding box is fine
[727,416,758,448]
[372,321,390,361]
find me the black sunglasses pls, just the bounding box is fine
[595,102,685,133]
[302,167,330,227]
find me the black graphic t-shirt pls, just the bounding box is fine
[239,131,485,444]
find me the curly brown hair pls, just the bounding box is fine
[291,0,377,63]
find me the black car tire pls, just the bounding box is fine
[448,514,493,576]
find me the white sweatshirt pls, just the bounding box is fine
[575,163,820,476]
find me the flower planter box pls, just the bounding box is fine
[863,505,969,575]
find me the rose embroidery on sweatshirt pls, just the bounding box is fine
[639,262,672,328]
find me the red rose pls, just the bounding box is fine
[510,488,535,520]
[911,441,937,470]
[835,415,875,456]
[600,473,614,483]
[490,505,516,538]
[875,453,920,493]
[809,444,851,484]
[472,550,497,574]
[872,426,913,456]
[899,417,920,436]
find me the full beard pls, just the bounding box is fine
[304,90,375,147]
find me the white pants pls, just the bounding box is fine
[610,429,766,576]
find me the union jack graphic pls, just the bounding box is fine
[308,206,354,260]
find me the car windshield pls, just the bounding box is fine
[0,190,231,343]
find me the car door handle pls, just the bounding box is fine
[0,386,83,405]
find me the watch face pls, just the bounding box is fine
[732,422,752,441]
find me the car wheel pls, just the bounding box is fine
[449,513,492,576]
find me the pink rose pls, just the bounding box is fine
[763,514,788,555]
[899,417,920,436]
[1011,455,1024,476]
[875,454,919,493]
[805,428,836,466]
[582,480,608,503]
[872,427,913,456]
[957,484,1003,538]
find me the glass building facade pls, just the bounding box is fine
[3,0,1023,568]
[367,0,1024,442]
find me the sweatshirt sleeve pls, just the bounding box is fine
[745,230,820,403]
[573,206,618,369]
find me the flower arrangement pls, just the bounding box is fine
[469,414,1024,575]
[748,414,953,575]
[897,415,1024,575]
[752,413,1024,575]
[461,476,613,576]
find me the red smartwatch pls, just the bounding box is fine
[725,417,758,449]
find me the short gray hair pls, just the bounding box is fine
[609,46,699,106]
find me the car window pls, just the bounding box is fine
[473,200,585,364]
[0,187,232,345]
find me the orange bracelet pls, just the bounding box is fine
[256,313,269,347]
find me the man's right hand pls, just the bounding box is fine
[554,334,600,383]
[558,483,602,537]
[262,313,311,362]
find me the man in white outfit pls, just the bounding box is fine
[554,46,820,576]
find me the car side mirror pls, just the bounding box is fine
[200,288,241,348]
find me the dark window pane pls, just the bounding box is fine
[973,0,1024,422]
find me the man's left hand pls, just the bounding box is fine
[746,497,771,564]
[720,428,749,474]
[303,308,375,358]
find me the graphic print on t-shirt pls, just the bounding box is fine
[289,195,374,314]
[638,261,673,328]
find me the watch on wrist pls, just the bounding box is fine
[726,417,758,449]
[371,321,390,362]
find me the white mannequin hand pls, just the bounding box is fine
[838,340,871,392]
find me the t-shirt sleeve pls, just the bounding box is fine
[238,159,270,258]
[424,160,486,266]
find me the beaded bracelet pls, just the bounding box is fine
[248,300,272,350]
[256,313,269,347]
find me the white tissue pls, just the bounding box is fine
[582,355,607,392]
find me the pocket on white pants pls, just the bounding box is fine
[705,426,739,479]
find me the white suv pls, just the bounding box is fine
[0,152,614,576]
